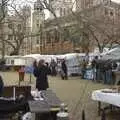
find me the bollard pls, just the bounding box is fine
[57,103,69,120]
[82,110,86,120]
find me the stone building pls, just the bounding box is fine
[76,0,94,11]
[32,0,45,33]
[0,15,24,55]
[0,5,32,56]
[49,0,73,19]
[30,0,45,54]
[27,0,74,54]
[19,5,32,55]
[38,0,120,54]
[3,0,118,55]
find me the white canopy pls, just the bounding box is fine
[101,47,120,60]
[23,54,41,60]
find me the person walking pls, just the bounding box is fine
[61,60,68,80]
[33,60,49,91]
[45,62,51,75]
[91,56,99,81]
[50,59,57,76]
[81,59,87,79]
[104,60,112,84]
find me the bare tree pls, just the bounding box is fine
[0,0,11,59]
[0,4,31,56]
[0,0,9,22]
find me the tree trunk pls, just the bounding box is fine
[99,46,104,53]
[1,24,5,60]
[10,49,19,56]
[1,39,5,59]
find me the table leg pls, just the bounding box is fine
[98,101,101,116]
[110,104,113,112]
[101,109,106,120]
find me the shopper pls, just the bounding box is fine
[81,59,87,79]
[61,60,68,80]
[33,60,49,91]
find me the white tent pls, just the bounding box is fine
[56,53,86,76]
[23,54,41,60]
[65,53,85,75]
[23,54,41,66]
[22,52,102,75]
[38,55,56,63]
[101,47,120,60]
[5,55,26,66]
[23,54,57,66]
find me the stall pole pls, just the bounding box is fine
[82,110,86,120]
[29,73,32,84]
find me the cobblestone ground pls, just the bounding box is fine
[1,72,119,120]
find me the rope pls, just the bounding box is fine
[71,79,91,120]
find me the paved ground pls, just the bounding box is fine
[1,72,119,120]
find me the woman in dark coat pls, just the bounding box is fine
[33,60,49,91]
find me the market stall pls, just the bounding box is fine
[56,53,85,76]
[5,56,25,71]
[92,88,120,115]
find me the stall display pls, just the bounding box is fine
[29,90,67,120]
[92,88,120,115]
[84,69,93,80]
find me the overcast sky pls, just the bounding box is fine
[111,0,120,3]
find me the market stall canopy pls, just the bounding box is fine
[101,47,120,60]
[23,54,41,60]
[5,55,25,66]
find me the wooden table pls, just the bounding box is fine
[29,90,67,120]
[113,71,120,85]
[92,89,120,115]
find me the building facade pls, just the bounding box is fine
[38,0,120,54]
[2,0,119,56]
[76,0,94,11]
[0,5,32,56]
[49,0,73,19]
[30,0,45,54]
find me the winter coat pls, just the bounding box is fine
[61,62,67,74]
[33,65,49,91]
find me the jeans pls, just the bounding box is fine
[105,70,112,84]
[96,69,100,81]
[92,68,96,81]
[81,68,86,79]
